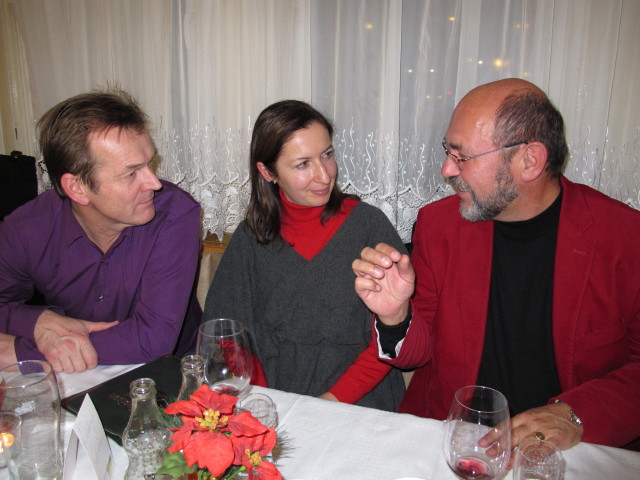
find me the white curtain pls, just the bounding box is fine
[2,0,639,241]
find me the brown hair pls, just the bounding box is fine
[37,88,149,197]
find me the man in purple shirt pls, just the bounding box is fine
[0,89,201,373]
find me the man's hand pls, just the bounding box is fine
[509,402,583,450]
[477,402,582,472]
[0,333,17,367]
[480,402,583,455]
[34,310,118,373]
[352,243,415,325]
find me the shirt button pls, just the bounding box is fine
[97,295,104,302]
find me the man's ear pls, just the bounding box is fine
[256,162,276,183]
[519,141,548,183]
[60,173,90,205]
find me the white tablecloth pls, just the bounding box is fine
[57,365,640,480]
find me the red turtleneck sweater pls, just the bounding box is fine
[279,189,359,259]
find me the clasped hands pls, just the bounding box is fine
[33,309,117,373]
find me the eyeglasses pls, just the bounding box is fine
[441,139,527,168]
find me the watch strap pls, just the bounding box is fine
[554,399,583,427]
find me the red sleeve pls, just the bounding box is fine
[328,336,392,403]
[250,355,268,387]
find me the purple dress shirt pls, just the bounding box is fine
[0,180,201,364]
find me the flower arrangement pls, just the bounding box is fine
[157,384,282,480]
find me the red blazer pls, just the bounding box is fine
[383,176,640,447]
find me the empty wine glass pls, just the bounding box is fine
[443,385,511,480]
[238,393,277,428]
[513,437,564,480]
[196,318,253,397]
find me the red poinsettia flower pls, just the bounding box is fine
[167,407,232,453]
[165,385,239,453]
[160,385,282,480]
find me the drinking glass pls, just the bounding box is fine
[0,411,21,480]
[0,360,63,480]
[196,318,253,396]
[238,393,277,428]
[443,385,511,480]
[513,437,564,480]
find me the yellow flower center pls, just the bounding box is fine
[196,409,228,430]
[246,449,262,467]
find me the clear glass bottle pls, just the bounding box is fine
[122,378,170,480]
[177,354,205,402]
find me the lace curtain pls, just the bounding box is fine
[2,0,639,242]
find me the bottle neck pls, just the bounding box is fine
[128,378,161,420]
[178,355,205,401]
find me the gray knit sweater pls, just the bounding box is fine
[203,201,406,411]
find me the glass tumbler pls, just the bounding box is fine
[238,393,277,429]
[513,437,564,480]
[0,360,63,480]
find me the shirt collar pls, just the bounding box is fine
[61,198,131,252]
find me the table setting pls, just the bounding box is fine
[2,317,640,479]
[51,381,640,480]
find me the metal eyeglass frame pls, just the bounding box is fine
[441,139,528,168]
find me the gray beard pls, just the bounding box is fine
[446,164,518,222]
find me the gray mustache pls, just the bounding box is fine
[446,176,470,193]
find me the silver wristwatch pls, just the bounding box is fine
[554,399,583,427]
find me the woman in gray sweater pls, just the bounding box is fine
[203,100,405,411]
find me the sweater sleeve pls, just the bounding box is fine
[328,335,393,403]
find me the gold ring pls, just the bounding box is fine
[533,431,545,441]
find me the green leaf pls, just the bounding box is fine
[156,452,196,477]
[198,468,212,479]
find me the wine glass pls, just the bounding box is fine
[443,385,511,480]
[513,437,564,480]
[196,318,253,396]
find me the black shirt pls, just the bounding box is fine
[476,192,563,415]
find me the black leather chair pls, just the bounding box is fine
[0,150,38,220]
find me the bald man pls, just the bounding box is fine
[353,78,640,449]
